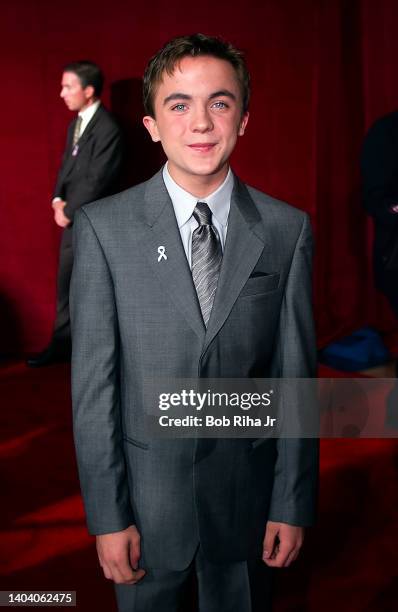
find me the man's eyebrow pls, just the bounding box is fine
[209,90,236,101]
[162,90,237,106]
[163,93,192,105]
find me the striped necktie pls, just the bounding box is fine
[191,202,222,326]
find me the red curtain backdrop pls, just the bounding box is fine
[1,0,397,354]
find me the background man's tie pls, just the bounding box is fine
[191,201,223,326]
[72,116,83,147]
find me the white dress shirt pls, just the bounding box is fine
[77,99,101,138]
[163,163,233,268]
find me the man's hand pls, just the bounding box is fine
[52,199,71,227]
[262,521,304,568]
[96,525,146,584]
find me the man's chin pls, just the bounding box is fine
[185,160,227,178]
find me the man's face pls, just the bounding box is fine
[60,71,93,112]
[143,56,249,191]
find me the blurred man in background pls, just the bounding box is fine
[361,111,398,424]
[28,60,123,367]
[361,111,398,323]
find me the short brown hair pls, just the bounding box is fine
[63,61,104,97]
[143,33,250,117]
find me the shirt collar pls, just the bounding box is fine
[162,163,233,229]
[78,99,101,124]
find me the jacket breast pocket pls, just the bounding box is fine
[239,273,280,298]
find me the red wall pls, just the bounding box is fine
[1,0,397,353]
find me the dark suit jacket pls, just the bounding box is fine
[54,104,122,221]
[70,170,319,570]
[361,111,398,290]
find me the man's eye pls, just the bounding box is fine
[172,104,186,111]
[213,101,227,109]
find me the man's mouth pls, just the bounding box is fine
[188,143,216,153]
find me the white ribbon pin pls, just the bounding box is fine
[157,246,167,262]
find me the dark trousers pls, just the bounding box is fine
[380,275,398,425]
[377,263,398,321]
[52,226,73,347]
[383,287,398,322]
[115,547,274,612]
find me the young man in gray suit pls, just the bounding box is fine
[70,34,318,611]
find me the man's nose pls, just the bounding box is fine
[190,106,213,132]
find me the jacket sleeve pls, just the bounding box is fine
[63,123,122,221]
[52,124,74,200]
[267,214,319,527]
[361,117,398,223]
[70,208,134,535]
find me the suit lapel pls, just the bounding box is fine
[136,172,268,348]
[61,106,103,180]
[76,105,102,150]
[202,177,267,354]
[58,121,76,179]
[141,171,206,341]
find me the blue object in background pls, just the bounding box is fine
[319,327,390,372]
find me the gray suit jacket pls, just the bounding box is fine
[70,169,318,570]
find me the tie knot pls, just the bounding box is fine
[193,202,212,226]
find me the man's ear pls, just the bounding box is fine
[143,115,160,142]
[238,111,249,136]
[84,85,95,101]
